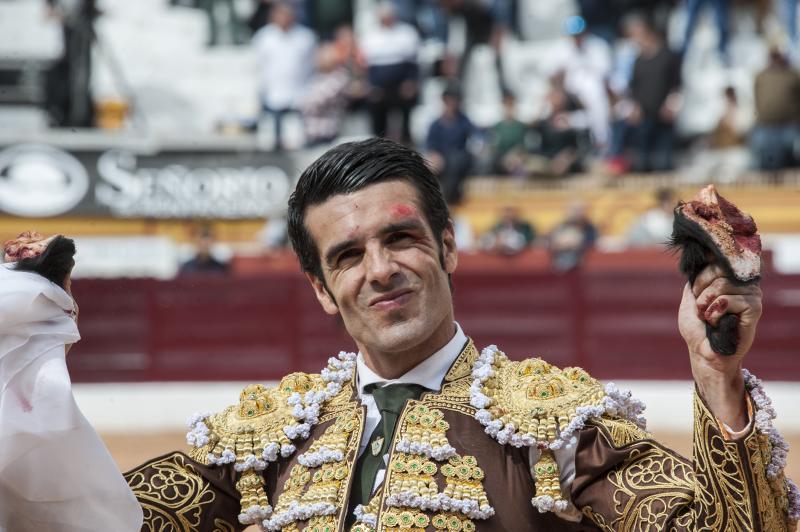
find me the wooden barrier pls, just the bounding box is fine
[67,250,800,382]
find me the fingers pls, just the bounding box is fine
[695,276,760,316]
[703,294,762,326]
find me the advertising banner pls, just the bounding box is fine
[0,143,296,219]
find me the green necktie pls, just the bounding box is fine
[348,383,427,515]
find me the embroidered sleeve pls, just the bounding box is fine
[572,371,799,532]
[124,451,239,532]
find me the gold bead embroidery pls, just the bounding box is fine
[395,404,455,459]
[430,513,476,531]
[531,449,564,509]
[381,509,429,530]
[441,456,490,510]
[387,455,440,499]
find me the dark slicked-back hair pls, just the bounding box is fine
[287,138,450,280]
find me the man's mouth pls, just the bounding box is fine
[370,289,414,310]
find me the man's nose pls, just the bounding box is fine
[364,244,399,285]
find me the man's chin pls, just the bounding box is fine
[369,318,428,353]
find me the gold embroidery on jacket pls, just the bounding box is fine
[746,434,784,530]
[211,518,236,532]
[692,392,754,531]
[125,452,225,532]
[593,416,651,448]
[583,391,771,532]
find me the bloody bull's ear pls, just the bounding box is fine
[10,235,76,290]
[669,184,762,356]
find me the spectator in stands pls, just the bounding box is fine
[361,3,420,144]
[690,86,751,182]
[480,206,536,255]
[332,25,367,77]
[487,90,527,175]
[750,47,800,170]
[608,14,682,173]
[302,44,353,145]
[626,187,675,247]
[526,75,590,176]
[180,226,230,275]
[425,83,478,204]
[547,201,598,272]
[252,2,316,150]
[681,0,730,61]
[550,15,613,149]
[331,25,369,110]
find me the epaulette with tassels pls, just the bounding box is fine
[469,345,647,513]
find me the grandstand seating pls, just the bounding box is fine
[0,0,778,139]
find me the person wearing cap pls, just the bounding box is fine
[123,138,797,531]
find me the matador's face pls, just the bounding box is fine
[303,180,457,360]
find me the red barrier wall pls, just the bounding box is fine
[67,251,800,382]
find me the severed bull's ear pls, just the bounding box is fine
[15,236,76,289]
[669,186,761,355]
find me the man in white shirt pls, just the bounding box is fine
[129,138,797,531]
[252,2,316,150]
[360,3,420,143]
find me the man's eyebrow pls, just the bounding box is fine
[381,219,426,235]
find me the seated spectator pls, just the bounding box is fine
[425,83,478,204]
[480,206,536,255]
[361,3,420,144]
[547,201,598,272]
[750,48,800,170]
[488,90,528,175]
[626,187,675,248]
[607,14,682,173]
[180,226,229,275]
[252,2,316,150]
[302,44,352,145]
[525,76,590,177]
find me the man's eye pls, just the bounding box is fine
[387,233,414,245]
[337,249,362,265]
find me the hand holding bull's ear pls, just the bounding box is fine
[3,231,77,290]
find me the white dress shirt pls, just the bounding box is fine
[354,323,581,520]
[252,23,316,110]
[360,22,419,67]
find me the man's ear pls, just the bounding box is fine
[441,222,458,274]
[306,273,339,315]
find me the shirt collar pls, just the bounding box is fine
[356,322,467,396]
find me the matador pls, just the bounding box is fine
[125,138,798,531]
